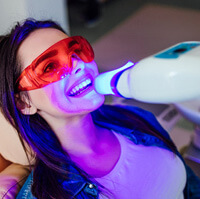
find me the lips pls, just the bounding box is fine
[67,76,93,97]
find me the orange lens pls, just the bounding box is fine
[15,36,94,91]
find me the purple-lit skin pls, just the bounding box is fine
[17,28,104,116]
[17,28,121,177]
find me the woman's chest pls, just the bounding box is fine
[95,133,187,199]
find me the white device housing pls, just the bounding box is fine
[95,41,200,103]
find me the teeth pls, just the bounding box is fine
[75,86,79,91]
[86,79,91,84]
[82,81,87,87]
[79,84,83,89]
[69,78,92,96]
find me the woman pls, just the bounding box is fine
[0,19,199,199]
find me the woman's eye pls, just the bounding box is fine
[44,63,57,73]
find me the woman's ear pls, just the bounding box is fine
[15,93,37,115]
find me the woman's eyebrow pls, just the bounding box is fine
[35,49,58,66]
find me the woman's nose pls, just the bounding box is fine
[70,57,85,75]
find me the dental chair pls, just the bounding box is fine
[0,113,33,198]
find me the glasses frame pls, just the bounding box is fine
[15,36,94,92]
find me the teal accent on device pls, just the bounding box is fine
[155,43,200,59]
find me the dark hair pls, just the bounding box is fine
[0,19,177,199]
[0,19,89,199]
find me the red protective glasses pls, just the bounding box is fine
[15,36,94,91]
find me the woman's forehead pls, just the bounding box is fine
[17,28,68,70]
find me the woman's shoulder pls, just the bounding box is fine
[96,104,166,131]
[93,104,172,145]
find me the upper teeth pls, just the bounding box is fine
[69,78,92,96]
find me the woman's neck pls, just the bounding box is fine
[52,113,102,155]
[45,114,121,177]
[45,112,121,177]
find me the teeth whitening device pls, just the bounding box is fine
[95,41,200,104]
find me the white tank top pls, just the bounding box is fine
[95,131,186,199]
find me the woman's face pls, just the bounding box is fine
[17,28,105,120]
